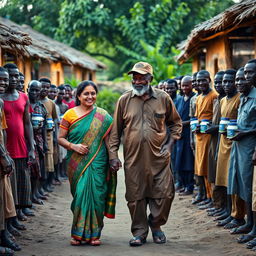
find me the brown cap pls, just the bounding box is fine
[128,62,153,76]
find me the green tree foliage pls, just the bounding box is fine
[0,0,62,37]
[117,36,191,83]
[0,0,234,79]
[96,88,120,115]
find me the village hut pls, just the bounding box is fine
[178,0,256,78]
[0,17,106,88]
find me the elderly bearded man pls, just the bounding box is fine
[109,62,182,246]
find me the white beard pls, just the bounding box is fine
[132,84,150,96]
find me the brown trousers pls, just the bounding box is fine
[212,185,227,208]
[231,195,245,219]
[0,176,16,231]
[127,197,173,239]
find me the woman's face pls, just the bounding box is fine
[78,85,97,108]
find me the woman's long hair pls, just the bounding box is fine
[75,80,98,106]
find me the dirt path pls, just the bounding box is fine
[15,155,255,256]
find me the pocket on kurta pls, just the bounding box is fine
[152,113,165,132]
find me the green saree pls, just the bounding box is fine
[66,107,116,241]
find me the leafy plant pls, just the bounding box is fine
[96,88,121,115]
[117,36,191,84]
[64,76,81,88]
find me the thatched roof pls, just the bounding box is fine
[0,22,32,55]
[0,17,106,70]
[178,0,256,64]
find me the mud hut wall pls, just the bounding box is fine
[73,66,83,82]
[50,62,64,86]
[205,37,228,79]
[39,61,51,79]
[90,71,96,82]
[192,56,199,74]
[24,58,32,92]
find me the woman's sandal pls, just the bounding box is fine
[70,238,81,246]
[90,239,101,246]
[0,246,14,256]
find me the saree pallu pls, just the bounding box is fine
[66,107,116,241]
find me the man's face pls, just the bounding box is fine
[64,86,72,100]
[164,82,177,97]
[244,62,256,86]
[17,75,25,92]
[28,83,41,101]
[222,74,236,96]
[235,70,251,95]
[158,82,164,90]
[131,73,150,96]
[7,68,19,90]
[0,71,9,94]
[48,87,57,100]
[192,76,199,91]
[57,89,65,101]
[214,74,224,95]
[181,80,192,96]
[197,73,210,93]
[40,82,50,98]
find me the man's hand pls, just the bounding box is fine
[43,143,49,154]
[28,150,36,165]
[109,158,122,172]
[230,131,246,141]
[0,154,15,175]
[205,125,218,134]
[161,137,175,154]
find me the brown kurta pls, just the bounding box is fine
[215,93,240,186]
[195,90,218,176]
[109,88,182,202]
[42,98,57,172]
[208,97,221,183]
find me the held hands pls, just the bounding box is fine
[71,144,89,155]
[109,158,122,172]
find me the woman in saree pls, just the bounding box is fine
[58,81,116,246]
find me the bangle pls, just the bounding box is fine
[68,142,72,150]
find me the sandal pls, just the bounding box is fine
[237,234,255,244]
[129,236,146,246]
[70,238,81,246]
[152,231,166,244]
[90,239,101,246]
[246,238,256,249]
[0,246,14,256]
[1,237,21,251]
[230,226,251,235]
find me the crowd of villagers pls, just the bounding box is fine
[157,59,256,252]
[0,62,77,255]
[1,57,256,254]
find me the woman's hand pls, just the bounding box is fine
[71,144,89,155]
